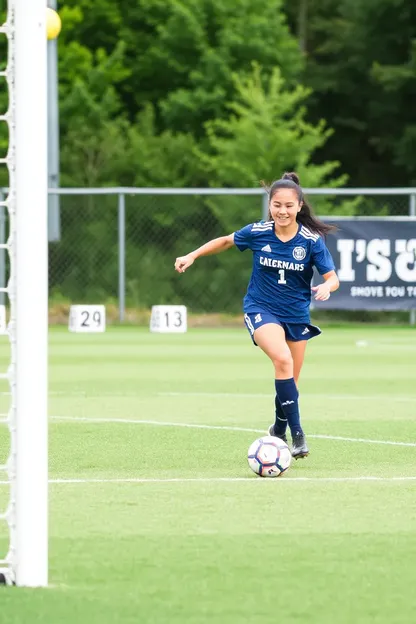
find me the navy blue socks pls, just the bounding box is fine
[274,395,288,437]
[274,378,303,436]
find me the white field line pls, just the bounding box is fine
[51,416,416,448]
[2,391,416,403]
[0,476,416,485]
[159,391,416,403]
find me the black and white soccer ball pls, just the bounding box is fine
[247,435,292,477]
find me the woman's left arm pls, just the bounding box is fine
[311,270,340,301]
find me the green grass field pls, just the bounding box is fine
[1,325,416,623]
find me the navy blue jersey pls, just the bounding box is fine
[234,221,335,323]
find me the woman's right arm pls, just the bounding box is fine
[174,233,235,273]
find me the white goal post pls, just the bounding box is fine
[0,0,48,586]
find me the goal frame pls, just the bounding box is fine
[3,0,49,587]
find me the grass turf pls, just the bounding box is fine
[0,325,415,623]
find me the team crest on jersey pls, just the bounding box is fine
[293,246,306,261]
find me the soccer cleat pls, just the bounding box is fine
[0,568,15,586]
[291,431,309,459]
[268,424,288,445]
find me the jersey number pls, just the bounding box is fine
[277,269,287,284]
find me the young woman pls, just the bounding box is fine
[174,172,339,459]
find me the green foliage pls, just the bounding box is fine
[122,105,202,187]
[61,0,302,133]
[202,64,341,188]
[371,39,416,181]
[58,15,132,186]
[284,0,416,186]
[155,0,303,134]
[199,64,357,231]
[56,0,305,189]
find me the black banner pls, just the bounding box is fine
[314,219,416,310]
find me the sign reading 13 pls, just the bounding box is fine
[150,305,187,333]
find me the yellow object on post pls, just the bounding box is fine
[46,7,61,40]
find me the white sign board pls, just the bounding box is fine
[69,305,106,333]
[150,305,187,333]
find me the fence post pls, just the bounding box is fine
[410,194,416,326]
[118,193,126,323]
[0,190,5,307]
[262,192,269,220]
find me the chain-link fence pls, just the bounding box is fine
[1,187,416,323]
[48,190,263,320]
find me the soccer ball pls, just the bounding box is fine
[247,436,292,478]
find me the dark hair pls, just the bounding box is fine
[263,172,336,237]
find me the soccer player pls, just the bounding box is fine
[174,172,339,459]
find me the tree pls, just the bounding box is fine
[283,0,416,187]
[372,40,416,185]
[201,64,347,218]
[60,0,303,137]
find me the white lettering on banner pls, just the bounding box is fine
[351,286,384,297]
[395,239,416,282]
[356,239,367,263]
[350,285,416,298]
[337,239,355,281]
[338,238,416,284]
[366,239,392,282]
[385,286,405,297]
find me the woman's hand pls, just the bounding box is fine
[174,254,195,273]
[311,283,331,301]
[174,235,235,273]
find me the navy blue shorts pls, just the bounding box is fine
[244,311,321,345]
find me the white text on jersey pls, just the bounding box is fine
[260,257,305,271]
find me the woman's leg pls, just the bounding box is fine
[287,340,308,385]
[253,323,292,442]
[286,340,309,457]
[272,341,307,436]
[253,323,293,378]
[253,324,309,458]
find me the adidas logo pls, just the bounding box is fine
[261,244,272,253]
[302,327,310,335]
